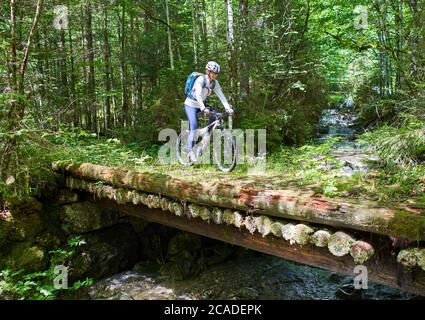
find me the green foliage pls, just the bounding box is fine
[0,134,59,202]
[46,127,155,170]
[363,164,425,203]
[268,137,347,197]
[0,236,92,300]
[359,115,425,164]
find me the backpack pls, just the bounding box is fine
[184,72,215,99]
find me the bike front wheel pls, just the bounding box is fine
[213,134,237,172]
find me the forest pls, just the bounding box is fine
[0,0,424,300]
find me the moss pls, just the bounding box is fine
[243,216,258,235]
[57,190,79,205]
[0,242,47,273]
[115,188,128,204]
[0,216,12,248]
[199,206,212,222]
[60,202,120,233]
[173,203,184,216]
[145,194,155,208]
[397,248,419,268]
[328,231,355,257]
[388,210,425,241]
[9,213,44,241]
[270,221,284,237]
[232,211,244,229]
[188,204,201,218]
[138,193,148,205]
[168,201,175,213]
[416,249,425,271]
[151,195,161,208]
[350,241,374,264]
[7,197,43,216]
[35,231,63,250]
[257,216,273,237]
[311,230,331,247]
[160,197,171,211]
[222,209,234,225]
[292,224,315,245]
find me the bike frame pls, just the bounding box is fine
[194,111,232,158]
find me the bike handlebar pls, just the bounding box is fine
[204,106,233,119]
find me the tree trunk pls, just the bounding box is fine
[165,0,174,70]
[85,1,96,132]
[67,0,78,128]
[211,1,218,53]
[118,2,128,128]
[239,0,249,102]
[52,161,425,241]
[225,0,237,106]
[192,0,198,67]
[102,6,112,135]
[201,0,209,60]
[59,28,69,123]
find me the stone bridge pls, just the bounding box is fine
[51,160,425,296]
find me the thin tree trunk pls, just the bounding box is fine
[67,0,77,127]
[59,29,69,122]
[239,0,249,102]
[102,5,112,135]
[192,0,198,67]
[211,1,217,53]
[118,2,128,128]
[226,0,237,106]
[201,0,209,59]
[85,0,96,132]
[165,0,174,70]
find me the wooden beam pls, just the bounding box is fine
[52,161,425,240]
[97,198,425,296]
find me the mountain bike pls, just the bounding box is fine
[177,108,237,172]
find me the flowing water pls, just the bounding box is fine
[80,99,419,300]
[81,249,416,300]
[317,98,379,177]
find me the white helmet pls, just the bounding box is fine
[206,61,220,73]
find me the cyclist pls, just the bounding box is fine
[184,61,234,162]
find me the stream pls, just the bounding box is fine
[80,249,416,300]
[78,99,418,300]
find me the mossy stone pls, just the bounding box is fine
[60,202,120,233]
[9,213,44,241]
[7,197,43,216]
[0,242,47,272]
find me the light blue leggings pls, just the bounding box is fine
[184,104,214,151]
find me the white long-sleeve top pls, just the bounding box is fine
[184,75,231,111]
